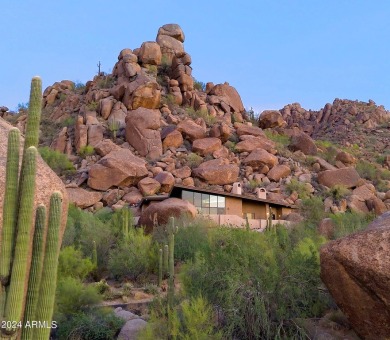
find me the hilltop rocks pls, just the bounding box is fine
[258,110,286,129]
[156,24,185,60]
[193,158,239,185]
[66,188,103,209]
[138,198,196,232]
[125,107,162,159]
[208,83,245,114]
[138,41,162,65]
[318,168,360,189]
[88,149,148,191]
[320,219,390,339]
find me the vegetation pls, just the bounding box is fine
[187,152,203,168]
[96,75,115,89]
[79,145,95,157]
[39,146,75,176]
[193,78,206,91]
[327,184,350,201]
[330,211,374,239]
[87,100,99,111]
[285,178,311,199]
[186,107,216,126]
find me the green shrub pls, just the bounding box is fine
[61,116,75,127]
[97,75,115,89]
[187,152,203,168]
[55,308,124,340]
[87,101,99,111]
[193,78,206,91]
[38,146,75,176]
[79,145,95,157]
[285,178,311,199]
[299,197,327,228]
[108,228,157,281]
[330,212,374,239]
[186,107,216,126]
[328,185,350,201]
[181,227,329,339]
[58,246,96,281]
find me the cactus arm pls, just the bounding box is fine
[158,248,163,287]
[163,244,169,278]
[34,192,62,340]
[167,217,175,308]
[21,205,46,340]
[24,76,42,150]
[0,128,20,287]
[3,146,38,333]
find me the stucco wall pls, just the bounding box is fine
[226,197,242,217]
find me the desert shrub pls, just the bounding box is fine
[145,64,158,76]
[187,152,203,168]
[181,227,329,339]
[193,78,206,91]
[38,146,75,176]
[356,160,378,181]
[224,140,236,152]
[87,100,99,111]
[264,130,290,147]
[55,277,101,318]
[58,246,96,281]
[285,178,311,199]
[328,184,350,201]
[330,211,374,239]
[299,197,327,228]
[63,205,117,275]
[40,115,63,145]
[55,308,124,340]
[79,145,95,157]
[108,227,157,281]
[139,295,222,340]
[186,107,216,126]
[173,219,210,262]
[97,75,115,89]
[61,116,75,127]
[315,140,338,163]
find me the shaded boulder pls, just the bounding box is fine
[242,148,278,169]
[318,168,360,189]
[88,149,148,191]
[125,107,162,160]
[162,129,183,151]
[320,220,390,339]
[154,171,175,193]
[288,131,317,155]
[258,110,286,129]
[193,158,239,185]
[138,198,196,232]
[66,188,103,209]
[138,177,161,196]
[177,119,206,141]
[117,318,147,340]
[94,139,121,157]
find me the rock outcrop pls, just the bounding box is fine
[320,216,390,339]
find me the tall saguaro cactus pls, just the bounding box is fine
[0,77,66,340]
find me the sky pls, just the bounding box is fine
[1,0,389,113]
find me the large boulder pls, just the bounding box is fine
[288,131,317,155]
[125,107,162,160]
[138,41,162,65]
[267,164,291,182]
[235,135,275,153]
[318,167,361,189]
[130,81,161,110]
[192,137,222,156]
[177,119,206,141]
[320,218,390,339]
[258,110,286,129]
[66,188,103,209]
[162,129,183,151]
[156,24,185,58]
[138,177,161,196]
[193,158,239,185]
[88,149,148,191]
[208,83,245,113]
[242,148,278,169]
[117,318,147,340]
[138,198,196,232]
[154,171,175,193]
[236,124,265,137]
[0,118,69,247]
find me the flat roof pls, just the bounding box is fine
[171,184,295,208]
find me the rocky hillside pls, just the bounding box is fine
[2,23,390,220]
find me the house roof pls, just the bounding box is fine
[171,184,296,208]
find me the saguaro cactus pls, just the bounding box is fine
[167,217,177,308]
[0,77,66,340]
[158,248,163,287]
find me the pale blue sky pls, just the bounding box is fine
[1,1,389,113]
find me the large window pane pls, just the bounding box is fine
[201,194,210,208]
[210,195,218,207]
[217,196,225,208]
[182,190,193,204]
[194,193,202,208]
[210,207,218,215]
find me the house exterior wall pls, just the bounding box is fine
[225,197,242,216]
[242,201,267,219]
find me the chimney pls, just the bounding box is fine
[256,187,267,199]
[232,182,242,195]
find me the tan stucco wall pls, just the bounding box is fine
[242,201,267,219]
[226,197,242,217]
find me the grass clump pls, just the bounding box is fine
[79,145,95,157]
[187,152,203,168]
[285,178,311,199]
[186,107,216,127]
[86,101,99,111]
[38,146,75,176]
[328,185,350,201]
[330,211,374,239]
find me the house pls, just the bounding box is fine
[169,184,296,230]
